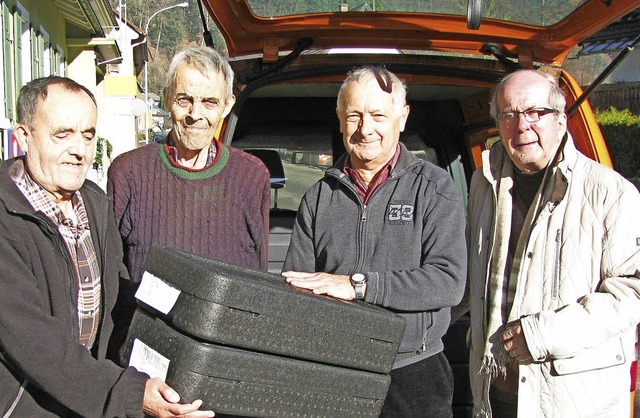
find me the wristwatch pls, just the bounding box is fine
[350,273,367,300]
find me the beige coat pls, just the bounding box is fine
[466,135,640,418]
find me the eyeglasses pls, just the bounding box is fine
[173,95,223,111]
[497,107,558,124]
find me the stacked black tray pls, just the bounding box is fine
[123,245,406,417]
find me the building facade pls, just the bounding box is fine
[1,0,145,189]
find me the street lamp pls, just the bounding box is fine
[143,1,189,144]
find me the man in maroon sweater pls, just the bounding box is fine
[106,46,270,357]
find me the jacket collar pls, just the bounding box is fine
[481,133,575,221]
[0,157,108,227]
[482,133,577,186]
[0,158,36,216]
[330,142,419,178]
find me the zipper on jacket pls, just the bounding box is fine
[354,205,367,273]
[552,228,561,301]
[421,313,428,353]
[95,215,109,355]
[332,170,369,274]
[38,217,80,340]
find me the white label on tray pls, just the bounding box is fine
[129,339,170,380]
[135,271,181,314]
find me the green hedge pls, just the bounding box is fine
[595,107,640,180]
[93,137,113,171]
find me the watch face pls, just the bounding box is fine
[351,274,366,300]
[351,273,365,283]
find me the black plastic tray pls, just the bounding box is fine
[124,309,390,418]
[136,245,406,373]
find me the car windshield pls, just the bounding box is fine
[246,0,589,27]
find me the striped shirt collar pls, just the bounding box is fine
[9,158,83,226]
[10,158,101,349]
[344,144,401,205]
[164,134,220,172]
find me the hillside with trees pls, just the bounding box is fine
[109,0,226,98]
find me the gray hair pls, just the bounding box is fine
[489,69,566,122]
[165,46,235,103]
[18,76,96,130]
[337,66,407,115]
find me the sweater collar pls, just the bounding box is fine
[0,158,35,215]
[157,141,230,180]
[163,133,221,172]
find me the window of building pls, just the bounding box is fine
[2,2,15,120]
[32,27,48,79]
[16,3,30,88]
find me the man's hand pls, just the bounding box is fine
[502,321,532,362]
[143,378,215,417]
[282,271,356,300]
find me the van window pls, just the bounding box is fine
[233,127,333,212]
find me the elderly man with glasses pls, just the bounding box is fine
[463,69,640,417]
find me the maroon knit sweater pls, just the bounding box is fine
[107,141,270,284]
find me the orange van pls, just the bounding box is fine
[195,1,640,416]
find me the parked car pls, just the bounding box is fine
[197,1,640,416]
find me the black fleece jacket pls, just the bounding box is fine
[0,158,147,417]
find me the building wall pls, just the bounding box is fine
[68,49,97,91]
[94,18,144,174]
[1,0,141,187]
[611,49,640,83]
[1,0,67,160]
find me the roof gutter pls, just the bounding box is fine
[80,0,118,37]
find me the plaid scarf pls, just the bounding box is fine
[481,161,515,384]
[480,159,552,416]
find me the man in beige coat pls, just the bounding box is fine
[465,69,640,417]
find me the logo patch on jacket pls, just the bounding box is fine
[388,203,414,224]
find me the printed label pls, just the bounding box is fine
[129,339,170,380]
[135,271,181,314]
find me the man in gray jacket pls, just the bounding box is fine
[465,69,640,417]
[283,66,467,417]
